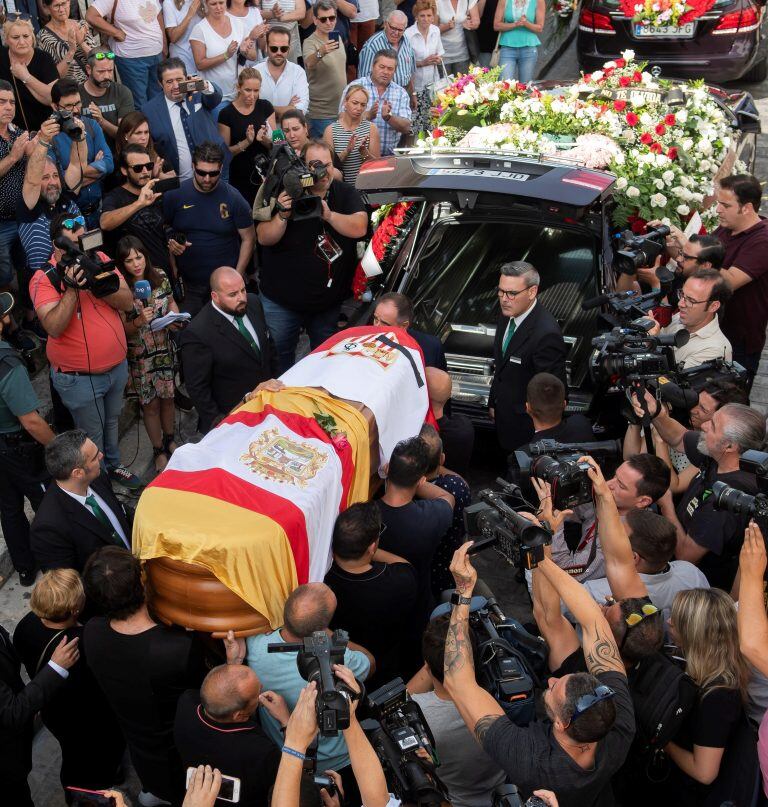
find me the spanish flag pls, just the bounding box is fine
[133,387,370,629]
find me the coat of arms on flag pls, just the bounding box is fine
[240,428,328,488]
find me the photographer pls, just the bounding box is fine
[444,543,635,806]
[257,139,367,374]
[29,212,141,490]
[50,77,113,230]
[633,389,765,589]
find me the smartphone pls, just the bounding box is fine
[179,78,206,94]
[186,768,241,803]
[65,787,116,807]
[154,177,181,194]
[328,30,341,41]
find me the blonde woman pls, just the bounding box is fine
[163,0,206,74]
[324,83,379,184]
[12,569,125,794]
[227,0,268,63]
[218,67,275,204]
[0,16,58,131]
[665,587,757,806]
[37,0,97,82]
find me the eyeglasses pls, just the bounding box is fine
[62,216,86,230]
[564,685,616,727]
[676,288,709,307]
[619,602,659,650]
[92,51,116,60]
[386,22,406,32]
[680,252,700,262]
[195,168,221,177]
[128,162,153,172]
[497,286,532,300]
[59,101,82,111]
[269,45,290,53]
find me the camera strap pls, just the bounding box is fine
[44,263,65,295]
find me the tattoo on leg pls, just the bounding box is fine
[474,715,501,743]
[444,616,474,677]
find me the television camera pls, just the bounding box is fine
[614,224,671,276]
[650,358,749,412]
[53,229,119,298]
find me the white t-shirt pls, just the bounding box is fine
[229,5,264,65]
[91,0,164,58]
[355,0,380,23]
[189,14,248,101]
[404,23,445,91]
[163,0,201,74]
[437,0,477,63]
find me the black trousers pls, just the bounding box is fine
[0,440,48,574]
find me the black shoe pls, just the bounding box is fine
[18,569,37,586]
[175,389,194,412]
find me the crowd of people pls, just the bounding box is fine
[1,2,768,806]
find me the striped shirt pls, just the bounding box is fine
[358,30,416,89]
[340,77,412,156]
[18,195,81,275]
[331,119,373,183]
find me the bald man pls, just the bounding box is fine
[174,664,281,805]
[426,367,474,477]
[179,267,281,433]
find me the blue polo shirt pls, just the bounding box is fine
[162,179,252,287]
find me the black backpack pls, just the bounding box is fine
[627,648,698,750]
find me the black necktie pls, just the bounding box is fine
[175,101,195,153]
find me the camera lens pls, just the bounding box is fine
[530,455,561,481]
[712,480,756,517]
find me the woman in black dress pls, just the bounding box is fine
[82,546,209,806]
[12,569,125,796]
[217,66,276,206]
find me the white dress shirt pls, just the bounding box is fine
[404,24,445,91]
[255,59,310,113]
[166,95,193,180]
[212,301,261,350]
[60,485,129,548]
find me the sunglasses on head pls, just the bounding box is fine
[5,12,32,21]
[317,13,336,21]
[62,216,85,230]
[128,162,153,172]
[195,167,221,177]
[564,685,616,727]
[93,51,116,60]
[619,603,660,649]
[269,45,290,53]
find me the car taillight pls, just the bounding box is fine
[578,8,616,34]
[562,168,615,191]
[713,4,760,34]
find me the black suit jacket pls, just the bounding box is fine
[180,294,278,433]
[30,473,131,573]
[489,302,568,452]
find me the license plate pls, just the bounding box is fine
[634,21,695,37]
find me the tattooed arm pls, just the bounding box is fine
[538,557,626,677]
[443,544,505,744]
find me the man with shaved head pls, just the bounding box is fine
[426,367,475,477]
[245,582,375,799]
[174,664,281,805]
[180,266,281,432]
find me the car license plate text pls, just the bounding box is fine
[634,21,695,37]
[429,168,531,181]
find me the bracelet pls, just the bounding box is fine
[282,746,306,761]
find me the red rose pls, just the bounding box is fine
[640,132,653,144]
[614,99,627,111]
[619,76,631,87]
[604,67,614,77]
[626,112,639,126]
[655,123,666,135]
[584,73,592,82]
[432,128,444,138]
[629,216,647,234]
[665,113,676,125]
[331,433,350,451]
[615,58,626,68]
[633,71,642,82]
[649,142,663,153]
[667,146,678,160]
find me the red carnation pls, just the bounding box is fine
[619,76,631,87]
[655,123,666,136]
[604,67,614,77]
[502,81,511,90]
[665,113,676,125]
[615,58,626,68]
[432,128,444,138]
[667,146,678,160]
[584,73,592,82]
[626,112,639,126]
[640,132,653,145]
[649,142,663,153]
[633,71,642,82]
[614,99,627,111]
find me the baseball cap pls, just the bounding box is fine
[0,292,14,318]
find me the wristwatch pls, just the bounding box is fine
[451,591,472,607]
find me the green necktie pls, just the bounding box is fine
[502,318,516,355]
[85,493,123,546]
[235,315,261,358]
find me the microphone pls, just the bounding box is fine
[271,128,286,144]
[581,291,635,311]
[134,279,152,307]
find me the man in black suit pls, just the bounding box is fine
[489,262,568,453]
[180,267,280,434]
[373,292,448,371]
[0,624,79,806]
[30,430,132,573]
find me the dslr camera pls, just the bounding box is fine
[514,439,621,511]
[51,109,83,140]
[268,629,357,736]
[614,224,671,276]
[258,137,327,221]
[54,229,119,298]
[361,678,448,807]
[650,358,748,412]
[712,449,768,526]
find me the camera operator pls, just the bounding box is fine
[444,543,635,807]
[257,139,367,373]
[50,77,113,230]
[29,212,142,490]
[633,389,766,589]
[244,583,375,801]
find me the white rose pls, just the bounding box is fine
[627,186,641,198]
[682,138,694,151]
[654,179,665,190]
[655,154,669,167]
[662,169,675,184]
[591,70,604,81]
[699,159,711,172]
[615,176,628,189]
[622,49,635,61]
[650,192,667,208]
[660,217,672,227]
[675,109,688,123]
[676,204,690,216]
[603,61,617,69]
[640,112,654,127]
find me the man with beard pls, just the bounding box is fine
[633,390,766,590]
[255,26,309,116]
[79,50,135,150]
[163,141,254,317]
[100,144,170,272]
[180,266,280,433]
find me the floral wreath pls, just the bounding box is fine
[618,0,715,27]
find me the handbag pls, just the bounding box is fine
[489,32,501,68]
[427,59,454,101]
[100,0,119,49]
[345,37,359,68]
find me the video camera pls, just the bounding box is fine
[463,478,552,570]
[267,630,357,736]
[53,230,119,298]
[651,358,749,412]
[51,109,83,140]
[493,784,549,807]
[712,449,768,525]
[360,678,448,807]
[614,224,670,276]
[513,439,622,511]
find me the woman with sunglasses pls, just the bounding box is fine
[0,16,58,132]
[116,235,179,472]
[163,0,205,75]
[217,67,276,206]
[36,0,98,83]
[664,587,756,806]
[324,83,379,184]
